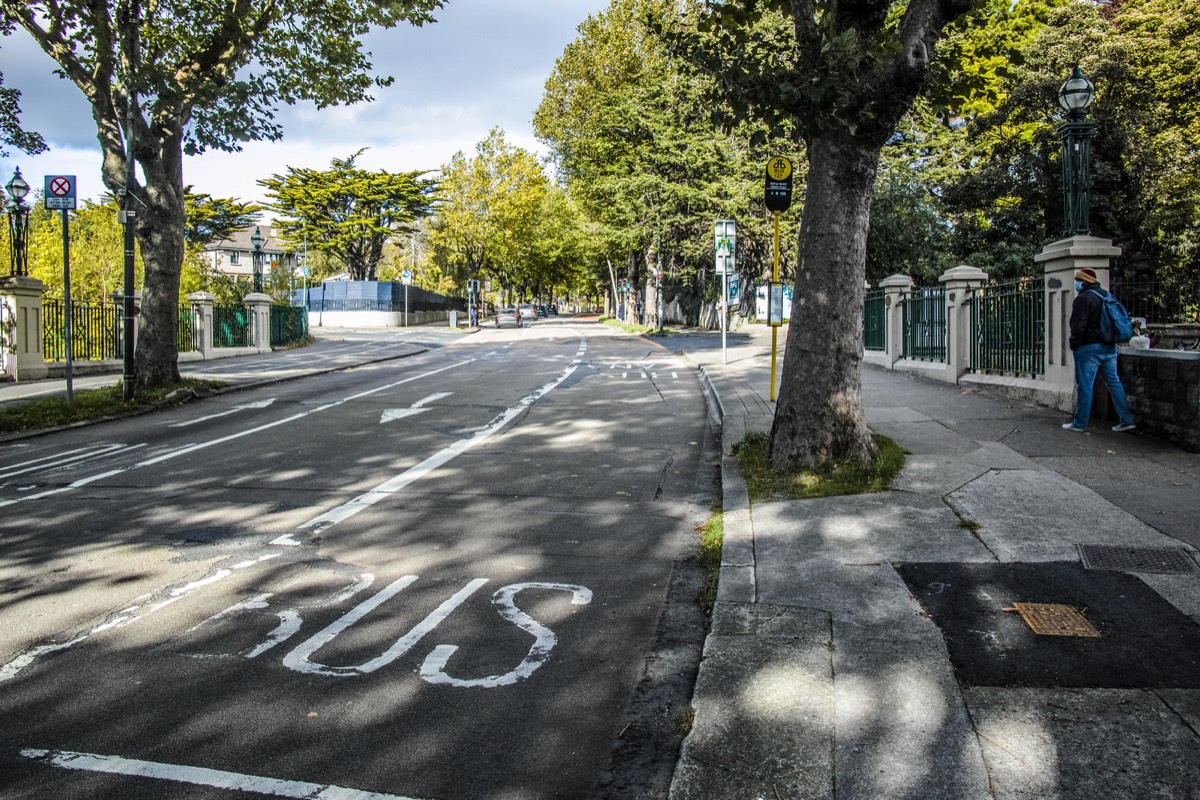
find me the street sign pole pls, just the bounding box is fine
[764,157,794,401]
[714,219,736,365]
[45,175,78,404]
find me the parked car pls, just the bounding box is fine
[495,307,522,328]
[518,304,538,323]
[546,304,558,316]
[535,305,547,318]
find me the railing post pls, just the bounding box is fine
[1034,235,1122,411]
[244,292,273,353]
[879,274,913,368]
[939,265,988,380]
[0,275,49,381]
[187,291,216,360]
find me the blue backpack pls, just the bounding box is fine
[1089,288,1134,344]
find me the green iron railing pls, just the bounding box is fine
[42,299,121,362]
[901,287,947,362]
[213,304,250,348]
[970,279,1044,377]
[270,305,308,347]
[178,304,197,353]
[863,290,885,351]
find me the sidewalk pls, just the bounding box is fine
[672,331,1200,800]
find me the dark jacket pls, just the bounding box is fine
[1068,281,1108,351]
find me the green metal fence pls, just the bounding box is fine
[213,304,251,348]
[901,288,947,362]
[42,299,121,362]
[863,290,885,351]
[178,304,197,353]
[270,305,308,347]
[969,279,1044,377]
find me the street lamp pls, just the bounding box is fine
[250,225,265,293]
[1058,66,1097,237]
[5,168,31,277]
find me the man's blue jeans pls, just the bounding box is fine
[1072,343,1134,428]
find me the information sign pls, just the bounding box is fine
[764,157,793,212]
[401,269,413,286]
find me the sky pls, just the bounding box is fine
[0,0,608,206]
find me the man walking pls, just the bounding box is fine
[1063,267,1137,433]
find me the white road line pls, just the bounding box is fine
[168,398,277,428]
[19,748,424,800]
[0,444,127,480]
[278,341,585,542]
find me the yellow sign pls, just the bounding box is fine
[767,156,792,181]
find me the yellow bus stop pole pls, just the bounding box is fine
[770,210,780,402]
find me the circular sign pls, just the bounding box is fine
[49,176,73,197]
[767,157,792,181]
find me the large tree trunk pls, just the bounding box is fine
[134,171,185,388]
[770,134,880,470]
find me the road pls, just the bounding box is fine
[0,318,716,799]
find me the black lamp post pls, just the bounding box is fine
[250,225,265,293]
[5,168,31,277]
[1058,66,1097,237]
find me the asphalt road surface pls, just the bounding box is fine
[0,318,715,799]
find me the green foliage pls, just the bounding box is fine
[733,431,906,502]
[697,510,723,615]
[259,150,435,281]
[0,70,45,156]
[184,189,262,247]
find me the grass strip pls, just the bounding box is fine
[0,378,226,435]
[698,509,723,615]
[732,430,906,503]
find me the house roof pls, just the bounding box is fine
[206,225,290,254]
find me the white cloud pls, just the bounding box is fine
[0,0,606,205]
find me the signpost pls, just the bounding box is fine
[45,175,77,403]
[714,219,736,365]
[401,269,413,328]
[764,157,793,400]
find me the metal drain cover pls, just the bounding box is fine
[1078,544,1199,574]
[1010,602,1101,638]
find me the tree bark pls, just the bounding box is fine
[770,133,879,470]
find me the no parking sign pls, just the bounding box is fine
[44,175,77,210]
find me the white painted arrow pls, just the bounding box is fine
[380,392,452,424]
[168,398,276,428]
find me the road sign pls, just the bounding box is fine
[714,219,736,275]
[764,157,793,212]
[401,269,413,286]
[44,175,77,210]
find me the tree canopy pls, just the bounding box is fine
[0,0,443,387]
[260,151,435,281]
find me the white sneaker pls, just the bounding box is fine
[1112,422,1136,432]
[1062,422,1087,432]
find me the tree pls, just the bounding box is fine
[430,129,557,300]
[0,70,45,157]
[674,0,985,469]
[0,0,442,388]
[259,151,435,281]
[184,188,261,248]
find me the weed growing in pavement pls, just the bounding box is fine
[697,510,723,615]
[0,378,226,435]
[597,316,676,337]
[732,431,906,503]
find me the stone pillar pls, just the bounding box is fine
[187,291,215,359]
[879,274,913,368]
[0,275,49,381]
[1034,235,1122,411]
[939,265,989,380]
[244,293,273,352]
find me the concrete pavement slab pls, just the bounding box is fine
[670,604,834,800]
[963,687,1200,800]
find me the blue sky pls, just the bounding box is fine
[0,0,607,204]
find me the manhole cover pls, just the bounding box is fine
[1009,602,1100,638]
[1078,544,1198,574]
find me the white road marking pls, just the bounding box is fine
[19,748,423,799]
[282,577,488,677]
[280,343,584,541]
[167,398,276,428]
[0,553,280,683]
[0,443,131,481]
[379,392,453,424]
[421,583,592,689]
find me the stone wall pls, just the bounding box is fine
[1118,349,1200,452]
